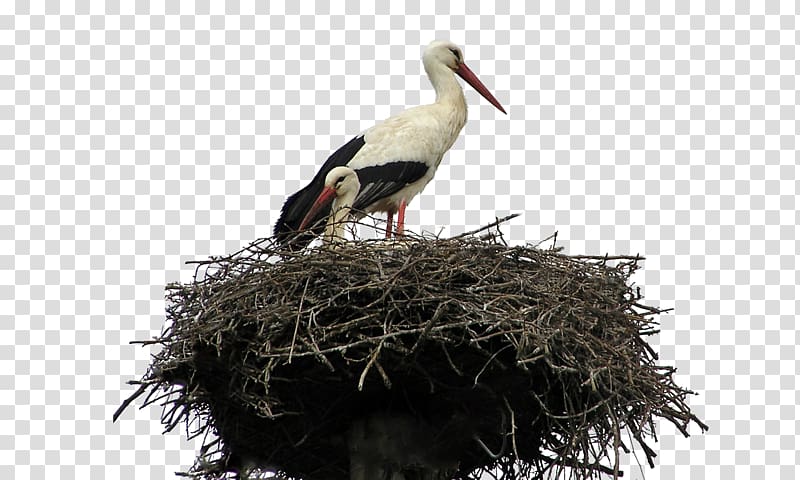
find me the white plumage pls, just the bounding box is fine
[275,40,505,249]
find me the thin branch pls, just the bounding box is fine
[452,213,521,239]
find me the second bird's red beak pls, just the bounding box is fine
[299,186,337,231]
[455,62,506,115]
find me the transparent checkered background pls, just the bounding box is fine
[2,1,798,479]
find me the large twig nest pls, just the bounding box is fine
[117,227,707,479]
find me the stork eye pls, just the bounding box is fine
[336,176,346,185]
[449,48,461,62]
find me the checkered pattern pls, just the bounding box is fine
[3,1,798,478]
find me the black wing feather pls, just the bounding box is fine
[352,161,429,211]
[273,135,366,249]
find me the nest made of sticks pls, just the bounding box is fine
[117,224,707,480]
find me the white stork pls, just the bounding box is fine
[274,40,506,249]
[300,166,360,244]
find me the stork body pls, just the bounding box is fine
[274,40,505,249]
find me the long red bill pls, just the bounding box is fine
[454,62,507,115]
[299,187,337,230]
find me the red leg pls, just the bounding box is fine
[396,199,407,236]
[385,212,393,238]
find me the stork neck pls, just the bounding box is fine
[323,206,346,244]
[428,65,466,109]
[324,193,356,244]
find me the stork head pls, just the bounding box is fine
[424,40,466,71]
[299,166,361,231]
[423,40,506,114]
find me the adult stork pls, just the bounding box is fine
[274,40,506,249]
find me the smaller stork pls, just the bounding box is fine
[300,166,360,245]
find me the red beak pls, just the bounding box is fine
[299,186,337,231]
[455,62,506,115]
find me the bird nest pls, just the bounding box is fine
[117,224,707,480]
